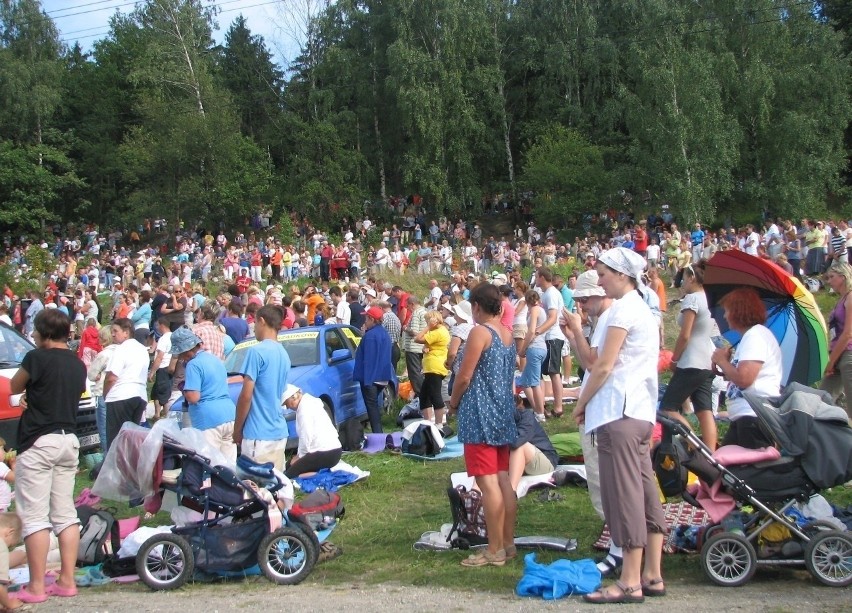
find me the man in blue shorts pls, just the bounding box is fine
[233,305,290,470]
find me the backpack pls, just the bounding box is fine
[76,506,120,566]
[446,485,488,548]
[101,553,138,577]
[290,490,344,530]
[339,419,365,451]
[401,421,444,457]
[652,424,689,498]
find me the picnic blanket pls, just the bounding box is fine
[362,432,402,453]
[414,523,577,553]
[294,460,370,492]
[450,465,586,499]
[593,501,710,554]
[403,435,464,461]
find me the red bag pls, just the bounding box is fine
[290,490,344,530]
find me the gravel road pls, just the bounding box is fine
[30,574,851,612]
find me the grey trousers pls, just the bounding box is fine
[405,351,424,396]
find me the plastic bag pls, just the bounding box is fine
[93,419,234,502]
[516,553,601,599]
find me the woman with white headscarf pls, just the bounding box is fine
[574,247,666,605]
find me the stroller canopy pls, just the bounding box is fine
[746,384,852,489]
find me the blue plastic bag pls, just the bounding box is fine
[516,553,601,599]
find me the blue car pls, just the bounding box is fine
[224,324,397,448]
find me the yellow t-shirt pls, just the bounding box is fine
[422,326,450,376]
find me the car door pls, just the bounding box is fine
[324,327,365,423]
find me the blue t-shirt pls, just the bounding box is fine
[183,350,236,430]
[220,316,250,345]
[239,339,290,440]
[691,229,705,246]
[559,285,575,314]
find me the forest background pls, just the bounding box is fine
[1,0,852,235]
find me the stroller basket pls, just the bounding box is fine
[174,517,268,572]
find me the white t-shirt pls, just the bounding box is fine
[676,291,715,370]
[105,338,150,402]
[584,291,659,433]
[725,324,783,420]
[375,247,390,266]
[296,394,343,457]
[335,301,351,325]
[0,462,11,512]
[646,244,660,261]
[427,286,442,310]
[156,331,173,369]
[745,232,760,256]
[540,286,566,341]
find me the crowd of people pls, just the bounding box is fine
[2,204,852,605]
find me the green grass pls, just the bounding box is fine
[71,271,852,592]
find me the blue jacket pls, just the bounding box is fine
[354,324,396,384]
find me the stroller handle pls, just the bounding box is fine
[656,412,692,437]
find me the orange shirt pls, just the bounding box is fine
[271,249,283,266]
[651,278,667,313]
[304,293,325,325]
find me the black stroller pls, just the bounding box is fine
[655,385,852,587]
[105,429,318,590]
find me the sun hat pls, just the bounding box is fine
[452,301,473,322]
[365,306,384,320]
[572,271,606,299]
[170,327,202,355]
[282,384,300,403]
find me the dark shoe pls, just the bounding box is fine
[642,577,667,597]
[439,424,454,438]
[596,553,623,578]
[583,581,645,605]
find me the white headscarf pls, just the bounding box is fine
[598,247,648,294]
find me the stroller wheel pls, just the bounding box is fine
[701,532,757,587]
[288,517,321,567]
[258,526,316,585]
[136,533,194,590]
[805,530,852,587]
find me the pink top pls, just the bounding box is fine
[500,298,515,332]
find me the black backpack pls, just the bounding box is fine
[339,419,365,451]
[76,506,120,566]
[652,424,689,498]
[401,423,441,457]
[446,485,488,548]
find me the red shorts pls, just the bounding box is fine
[464,443,509,477]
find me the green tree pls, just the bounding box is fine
[521,125,612,227]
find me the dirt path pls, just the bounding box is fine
[32,575,850,612]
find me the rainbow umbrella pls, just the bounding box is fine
[703,250,828,387]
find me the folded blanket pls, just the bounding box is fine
[294,460,370,492]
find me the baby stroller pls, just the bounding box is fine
[655,385,852,588]
[97,425,318,590]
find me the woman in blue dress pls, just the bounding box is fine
[448,283,518,567]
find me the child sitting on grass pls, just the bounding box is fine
[0,512,25,611]
[0,438,13,513]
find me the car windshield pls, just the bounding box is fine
[0,325,34,367]
[224,332,320,373]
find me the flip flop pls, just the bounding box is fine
[45,582,78,597]
[15,588,47,604]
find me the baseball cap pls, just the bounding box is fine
[572,270,606,299]
[365,306,384,320]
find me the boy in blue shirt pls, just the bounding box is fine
[234,305,291,470]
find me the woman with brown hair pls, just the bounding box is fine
[448,283,518,567]
[660,261,718,449]
[712,287,783,448]
[819,261,852,417]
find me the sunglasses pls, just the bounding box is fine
[576,297,590,304]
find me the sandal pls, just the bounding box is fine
[583,580,645,605]
[596,553,623,578]
[504,545,517,560]
[460,549,506,567]
[642,577,667,597]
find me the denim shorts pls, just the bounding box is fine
[518,346,547,387]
